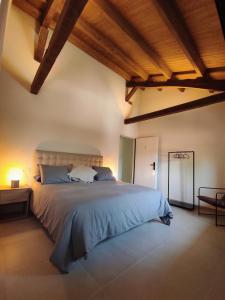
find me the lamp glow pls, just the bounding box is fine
[8,168,23,188]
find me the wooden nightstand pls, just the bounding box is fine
[0,186,31,217]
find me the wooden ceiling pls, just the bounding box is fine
[12,0,225,94]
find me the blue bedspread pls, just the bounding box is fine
[31,181,173,272]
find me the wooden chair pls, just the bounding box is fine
[198,187,225,226]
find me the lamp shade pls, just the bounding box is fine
[8,168,23,181]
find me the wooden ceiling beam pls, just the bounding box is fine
[93,0,172,79]
[77,18,149,80]
[70,29,131,80]
[34,0,62,62]
[13,0,225,84]
[41,0,62,28]
[124,92,225,124]
[215,0,225,39]
[34,24,49,62]
[126,79,225,91]
[13,0,131,80]
[144,67,225,80]
[125,87,138,103]
[31,0,89,94]
[153,0,205,77]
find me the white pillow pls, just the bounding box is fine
[68,166,97,183]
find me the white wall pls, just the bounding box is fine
[131,88,225,202]
[0,6,137,185]
[2,5,224,198]
[0,0,11,67]
[129,88,221,117]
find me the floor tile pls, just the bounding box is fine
[0,208,225,300]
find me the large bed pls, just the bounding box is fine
[31,150,173,273]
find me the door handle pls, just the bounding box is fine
[150,162,155,170]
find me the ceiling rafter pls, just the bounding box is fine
[34,24,49,62]
[11,0,225,91]
[215,0,225,39]
[153,0,206,77]
[77,18,149,80]
[93,0,172,79]
[13,0,132,80]
[125,87,138,103]
[41,0,62,28]
[34,0,62,62]
[126,78,225,91]
[31,0,89,94]
[124,92,225,124]
[148,66,225,80]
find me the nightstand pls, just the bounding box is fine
[0,186,31,217]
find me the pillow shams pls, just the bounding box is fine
[68,166,97,183]
[92,166,115,181]
[39,165,71,184]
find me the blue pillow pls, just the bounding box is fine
[92,166,116,181]
[33,175,41,182]
[39,165,71,184]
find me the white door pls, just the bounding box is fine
[134,137,159,188]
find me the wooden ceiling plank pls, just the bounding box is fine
[153,0,205,77]
[13,0,225,83]
[124,92,225,124]
[93,0,172,79]
[31,0,89,94]
[126,79,225,91]
[34,24,49,62]
[70,29,131,80]
[77,18,149,80]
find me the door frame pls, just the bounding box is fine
[133,138,136,184]
[119,135,135,183]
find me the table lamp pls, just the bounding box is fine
[9,168,23,188]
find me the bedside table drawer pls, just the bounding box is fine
[0,189,30,205]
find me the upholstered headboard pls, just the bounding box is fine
[33,150,103,176]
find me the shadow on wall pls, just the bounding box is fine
[2,61,31,91]
[2,6,40,92]
[36,140,101,155]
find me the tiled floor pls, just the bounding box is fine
[0,208,225,300]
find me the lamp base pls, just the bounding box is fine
[11,180,19,188]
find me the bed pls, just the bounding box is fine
[31,150,173,273]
